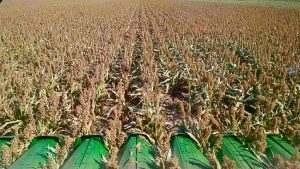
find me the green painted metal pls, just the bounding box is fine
[8,136,60,169]
[0,136,13,161]
[60,135,109,169]
[3,134,298,169]
[265,135,300,163]
[170,134,212,169]
[217,135,266,169]
[118,134,158,169]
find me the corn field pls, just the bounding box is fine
[0,0,300,168]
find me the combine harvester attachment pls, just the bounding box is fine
[60,135,108,169]
[217,135,267,169]
[0,136,13,160]
[118,133,158,169]
[170,133,212,169]
[265,135,300,164]
[8,136,60,169]
[2,134,299,168]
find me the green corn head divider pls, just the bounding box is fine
[8,136,60,169]
[217,135,266,169]
[0,136,13,160]
[60,135,109,169]
[3,134,299,168]
[170,134,212,169]
[265,135,300,163]
[118,134,158,169]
